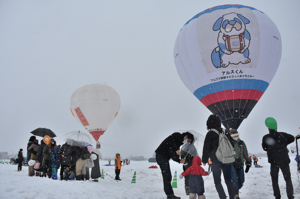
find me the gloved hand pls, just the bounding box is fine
[179,174,183,179]
[245,164,250,173]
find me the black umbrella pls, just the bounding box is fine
[30,128,56,138]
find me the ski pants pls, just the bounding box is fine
[212,159,235,199]
[156,153,174,196]
[189,174,205,195]
[18,162,22,171]
[270,164,294,199]
[115,169,121,180]
[76,158,87,176]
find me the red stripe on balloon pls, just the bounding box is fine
[200,89,264,107]
[90,130,105,141]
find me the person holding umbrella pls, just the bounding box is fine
[180,132,197,195]
[42,138,56,178]
[30,128,56,138]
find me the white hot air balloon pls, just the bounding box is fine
[70,84,121,147]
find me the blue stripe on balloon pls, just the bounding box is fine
[193,79,269,100]
[183,4,261,27]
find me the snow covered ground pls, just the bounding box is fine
[0,157,299,199]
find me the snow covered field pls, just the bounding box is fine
[0,157,299,199]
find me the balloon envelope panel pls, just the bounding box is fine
[174,5,281,130]
[70,84,121,141]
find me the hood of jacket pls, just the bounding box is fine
[192,156,202,166]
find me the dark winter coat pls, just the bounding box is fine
[155,132,184,163]
[43,144,54,161]
[202,127,231,164]
[28,143,40,156]
[60,143,73,166]
[65,146,81,165]
[232,139,250,167]
[18,151,24,163]
[262,130,295,165]
[180,150,194,170]
[36,141,46,163]
[27,141,33,160]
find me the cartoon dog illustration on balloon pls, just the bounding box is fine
[211,13,251,68]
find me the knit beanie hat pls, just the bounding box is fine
[206,114,221,129]
[230,129,239,137]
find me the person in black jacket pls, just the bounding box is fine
[201,114,235,199]
[155,132,188,199]
[262,117,295,199]
[64,145,83,180]
[17,148,24,171]
[59,142,73,180]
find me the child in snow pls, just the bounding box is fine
[253,155,258,166]
[115,153,122,180]
[179,156,210,199]
[63,166,75,180]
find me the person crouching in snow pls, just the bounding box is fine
[115,153,122,180]
[179,156,210,199]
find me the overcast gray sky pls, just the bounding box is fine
[0,0,299,159]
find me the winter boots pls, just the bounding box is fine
[167,195,181,199]
[75,175,86,181]
[235,190,240,199]
[28,166,34,176]
[185,186,190,195]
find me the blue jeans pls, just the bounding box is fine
[212,159,235,199]
[231,166,245,191]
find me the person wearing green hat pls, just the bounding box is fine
[262,117,295,199]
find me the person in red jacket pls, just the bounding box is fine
[180,156,210,199]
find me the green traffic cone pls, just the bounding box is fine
[171,171,177,188]
[131,171,136,183]
[101,169,104,179]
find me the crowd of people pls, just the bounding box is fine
[17,114,296,199]
[18,135,124,182]
[155,115,295,199]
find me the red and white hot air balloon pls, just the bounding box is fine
[70,84,121,147]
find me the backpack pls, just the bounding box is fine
[211,128,235,164]
[80,147,91,160]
